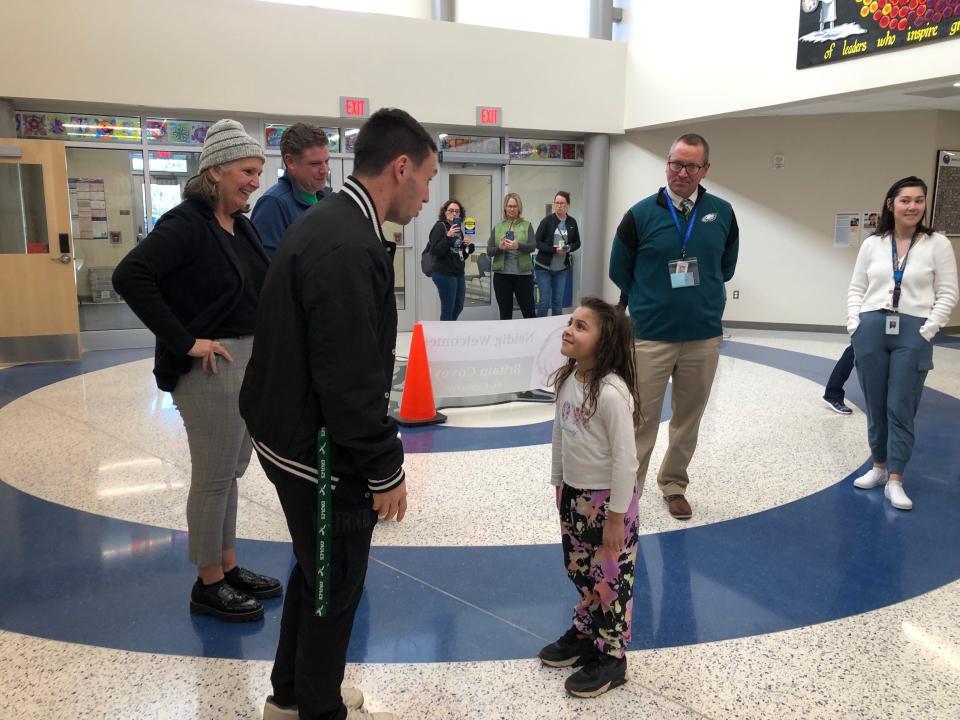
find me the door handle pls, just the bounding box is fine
[51,253,73,264]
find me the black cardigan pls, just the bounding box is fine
[429,220,476,275]
[112,198,269,391]
[534,213,581,270]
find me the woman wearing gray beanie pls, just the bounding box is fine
[113,119,280,622]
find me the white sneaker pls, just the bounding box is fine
[885,480,913,510]
[853,467,888,489]
[263,686,364,719]
[341,687,365,710]
[263,697,297,720]
[346,708,398,720]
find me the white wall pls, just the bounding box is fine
[457,0,591,38]
[0,0,626,135]
[620,1,960,129]
[606,111,960,329]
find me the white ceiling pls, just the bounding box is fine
[747,80,960,118]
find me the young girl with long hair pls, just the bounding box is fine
[541,296,643,698]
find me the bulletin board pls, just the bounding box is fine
[796,1,960,69]
[931,150,960,237]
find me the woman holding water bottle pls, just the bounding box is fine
[489,192,537,319]
[534,191,581,317]
[430,199,475,320]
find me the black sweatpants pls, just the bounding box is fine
[493,272,536,319]
[260,455,377,720]
[823,343,855,403]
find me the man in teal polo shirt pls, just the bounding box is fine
[252,123,331,258]
[609,133,739,520]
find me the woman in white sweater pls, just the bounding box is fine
[847,176,959,510]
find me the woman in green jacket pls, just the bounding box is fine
[487,192,537,319]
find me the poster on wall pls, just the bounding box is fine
[834,212,861,247]
[797,1,960,69]
[69,178,108,240]
[862,210,880,237]
[931,150,960,236]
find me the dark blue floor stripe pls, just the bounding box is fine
[0,342,958,662]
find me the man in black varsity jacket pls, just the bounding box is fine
[240,109,437,720]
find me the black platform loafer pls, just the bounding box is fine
[190,578,264,622]
[224,566,283,599]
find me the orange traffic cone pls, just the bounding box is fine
[394,323,447,427]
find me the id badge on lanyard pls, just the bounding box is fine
[669,258,700,288]
[666,195,699,289]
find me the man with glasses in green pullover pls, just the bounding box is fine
[609,133,739,521]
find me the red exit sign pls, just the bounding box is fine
[476,106,502,127]
[339,96,370,119]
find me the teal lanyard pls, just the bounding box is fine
[315,428,331,617]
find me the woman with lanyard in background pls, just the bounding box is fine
[489,192,537,319]
[534,191,581,317]
[847,176,958,511]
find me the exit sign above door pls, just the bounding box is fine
[339,96,370,120]
[476,106,502,127]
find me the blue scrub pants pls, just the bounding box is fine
[851,310,934,476]
[534,265,569,317]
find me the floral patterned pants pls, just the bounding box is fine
[559,483,640,659]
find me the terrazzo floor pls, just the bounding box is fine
[1,329,959,720]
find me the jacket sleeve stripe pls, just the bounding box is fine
[368,465,405,493]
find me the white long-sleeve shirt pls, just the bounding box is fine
[550,373,638,513]
[847,231,958,341]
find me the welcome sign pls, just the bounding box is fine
[797,0,960,68]
[420,316,569,398]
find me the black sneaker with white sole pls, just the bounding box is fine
[822,397,853,415]
[538,627,596,668]
[564,652,627,698]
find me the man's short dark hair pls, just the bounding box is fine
[280,123,329,163]
[670,133,710,165]
[353,108,437,176]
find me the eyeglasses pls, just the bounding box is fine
[667,161,706,175]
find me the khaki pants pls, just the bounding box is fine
[633,336,721,497]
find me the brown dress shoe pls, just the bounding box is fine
[664,494,692,520]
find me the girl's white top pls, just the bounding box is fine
[550,373,638,513]
[847,231,958,340]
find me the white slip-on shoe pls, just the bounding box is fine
[263,697,297,720]
[853,467,888,489]
[341,686,365,710]
[264,686,364,719]
[885,480,913,510]
[345,708,398,720]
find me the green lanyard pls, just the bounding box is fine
[315,427,331,617]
